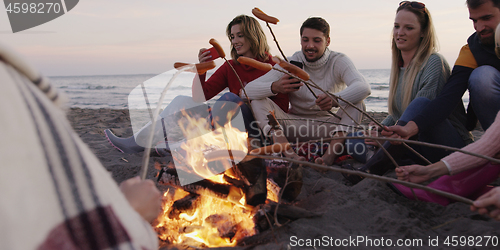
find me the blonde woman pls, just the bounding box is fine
[344,1,471,184]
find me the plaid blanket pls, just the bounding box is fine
[0,43,158,250]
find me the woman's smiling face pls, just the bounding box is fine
[230,24,253,58]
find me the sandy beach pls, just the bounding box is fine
[67,108,499,250]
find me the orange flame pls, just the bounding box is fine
[155,106,257,247]
[176,108,248,182]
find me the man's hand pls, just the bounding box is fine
[271,74,303,94]
[315,93,336,111]
[471,187,500,221]
[120,176,162,222]
[395,161,448,183]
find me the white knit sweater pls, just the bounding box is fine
[244,48,371,117]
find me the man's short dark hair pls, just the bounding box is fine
[467,0,500,9]
[300,17,330,38]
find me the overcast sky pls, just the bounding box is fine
[0,0,475,76]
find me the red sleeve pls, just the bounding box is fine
[200,63,231,101]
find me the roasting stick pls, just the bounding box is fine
[303,78,432,165]
[252,7,345,119]
[271,56,360,125]
[208,39,268,146]
[303,135,500,165]
[272,67,343,120]
[247,154,475,206]
[252,8,430,164]
[139,63,216,180]
[373,139,418,199]
[238,56,431,165]
[281,68,431,165]
[209,38,250,103]
[237,56,341,120]
[278,118,366,130]
[252,8,288,62]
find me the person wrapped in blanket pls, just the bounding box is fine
[0,43,161,249]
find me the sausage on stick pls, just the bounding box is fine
[252,7,279,24]
[272,57,310,81]
[173,61,216,75]
[209,38,226,58]
[237,56,273,72]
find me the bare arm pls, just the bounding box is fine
[395,161,449,183]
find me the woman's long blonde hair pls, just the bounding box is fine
[226,15,270,62]
[388,4,437,114]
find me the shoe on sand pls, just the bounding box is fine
[104,129,144,154]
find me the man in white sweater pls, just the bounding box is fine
[244,17,371,165]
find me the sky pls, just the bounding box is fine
[0,0,475,76]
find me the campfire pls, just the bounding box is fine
[153,104,285,248]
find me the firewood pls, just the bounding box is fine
[159,168,231,199]
[236,156,267,206]
[167,193,200,219]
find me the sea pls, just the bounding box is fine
[49,69,469,113]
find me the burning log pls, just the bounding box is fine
[159,168,231,200]
[235,156,267,206]
[167,193,200,220]
[160,155,270,207]
[205,214,239,239]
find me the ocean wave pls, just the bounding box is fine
[371,85,389,90]
[366,96,388,101]
[58,85,117,90]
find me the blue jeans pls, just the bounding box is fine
[215,92,260,139]
[469,65,500,130]
[346,97,466,163]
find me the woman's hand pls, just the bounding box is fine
[385,121,419,143]
[364,122,383,146]
[395,161,448,183]
[120,176,162,222]
[471,187,500,221]
[198,48,212,63]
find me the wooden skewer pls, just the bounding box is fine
[305,135,500,165]
[246,154,475,206]
[303,79,432,165]
[266,23,288,62]
[272,68,342,120]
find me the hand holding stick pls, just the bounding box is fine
[247,154,476,206]
[237,56,341,120]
